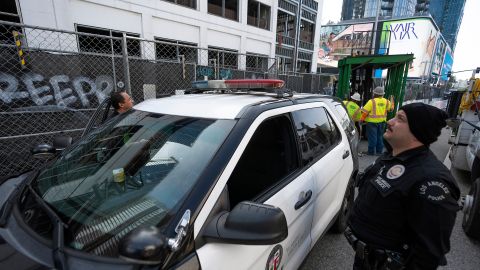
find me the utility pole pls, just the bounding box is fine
[371,0,382,55]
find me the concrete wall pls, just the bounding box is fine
[18,0,279,58]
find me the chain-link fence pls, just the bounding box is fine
[0,21,279,178]
[0,20,339,178]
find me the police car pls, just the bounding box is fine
[0,79,358,270]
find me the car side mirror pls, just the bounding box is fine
[446,118,461,129]
[202,201,288,245]
[53,135,72,151]
[119,226,168,265]
[31,143,56,160]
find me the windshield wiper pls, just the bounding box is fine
[28,184,68,270]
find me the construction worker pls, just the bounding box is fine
[344,92,364,156]
[343,92,362,122]
[361,86,394,155]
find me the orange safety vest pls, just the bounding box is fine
[343,100,362,121]
[361,97,393,123]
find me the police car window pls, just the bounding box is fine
[30,111,235,256]
[334,104,355,141]
[227,114,299,207]
[292,107,341,165]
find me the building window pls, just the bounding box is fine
[247,0,271,30]
[246,53,268,71]
[76,25,141,57]
[163,0,196,9]
[208,0,238,21]
[297,61,311,73]
[208,46,238,69]
[277,11,296,39]
[278,57,293,72]
[0,0,20,22]
[299,20,314,43]
[0,0,21,45]
[155,38,197,63]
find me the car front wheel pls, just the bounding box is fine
[462,178,480,240]
[331,176,355,233]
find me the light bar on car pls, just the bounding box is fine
[191,79,285,89]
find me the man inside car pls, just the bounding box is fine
[111,91,134,117]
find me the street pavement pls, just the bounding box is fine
[300,127,480,270]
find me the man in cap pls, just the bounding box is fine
[346,103,460,270]
[360,87,394,155]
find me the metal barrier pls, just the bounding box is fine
[0,20,281,178]
[0,20,337,178]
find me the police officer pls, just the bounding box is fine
[346,103,460,270]
[361,87,394,155]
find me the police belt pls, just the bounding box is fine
[344,227,407,270]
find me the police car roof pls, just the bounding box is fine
[134,93,335,120]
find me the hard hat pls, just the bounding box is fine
[373,86,385,95]
[351,92,361,101]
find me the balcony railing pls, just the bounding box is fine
[276,46,294,58]
[299,40,314,51]
[279,0,297,14]
[277,34,295,47]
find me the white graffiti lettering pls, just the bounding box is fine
[0,72,27,103]
[0,72,114,108]
[23,73,53,106]
[50,75,76,107]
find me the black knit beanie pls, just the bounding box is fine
[399,103,448,146]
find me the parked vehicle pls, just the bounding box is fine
[0,79,358,270]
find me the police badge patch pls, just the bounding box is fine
[418,180,451,202]
[266,244,283,270]
[386,165,405,179]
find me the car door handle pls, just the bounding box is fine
[295,190,313,210]
[342,150,350,159]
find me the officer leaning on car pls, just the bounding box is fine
[346,103,460,270]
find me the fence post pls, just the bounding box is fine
[110,36,117,92]
[179,54,186,79]
[122,33,131,95]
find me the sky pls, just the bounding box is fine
[320,0,480,81]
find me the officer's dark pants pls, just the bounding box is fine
[366,122,385,155]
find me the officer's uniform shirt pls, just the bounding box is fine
[348,145,460,269]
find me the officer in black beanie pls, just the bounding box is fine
[346,103,460,270]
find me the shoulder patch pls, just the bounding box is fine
[418,180,451,202]
[386,164,405,179]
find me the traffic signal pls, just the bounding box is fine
[476,67,480,74]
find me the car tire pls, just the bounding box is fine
[471,156,480,182]
[331,177,355,233]
[462,178,480,240]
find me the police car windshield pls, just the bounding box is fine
[32,110,235,254]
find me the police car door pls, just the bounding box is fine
[194,109,315,270]
[291,105,354,243]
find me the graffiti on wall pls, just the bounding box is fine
[0,72,114,108]
[196,66,233,80]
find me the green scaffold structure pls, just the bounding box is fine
[336,54,414,120]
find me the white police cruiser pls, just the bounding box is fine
[0,79,358,270]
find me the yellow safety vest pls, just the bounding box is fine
[362,97,393,123]
[343,100,361,121]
